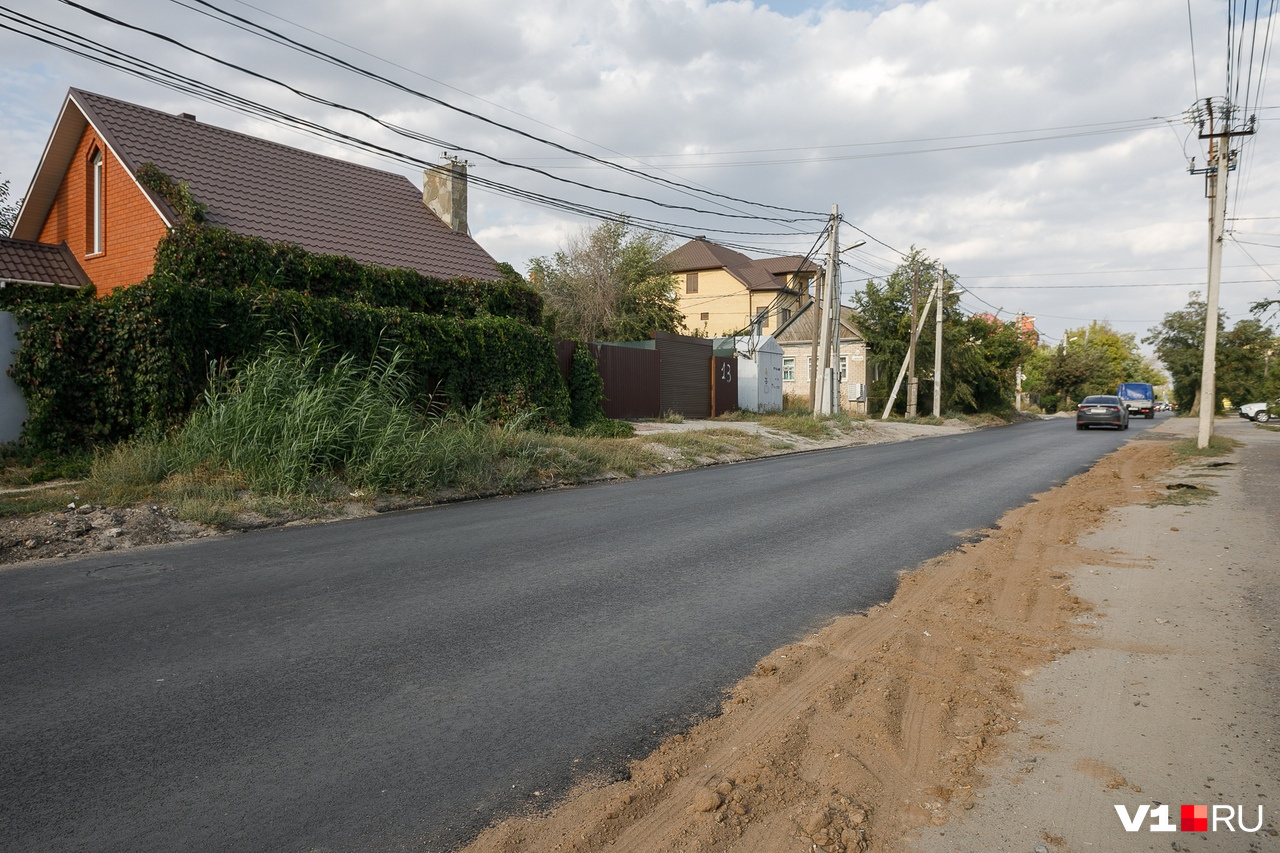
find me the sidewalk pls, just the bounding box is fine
[911,417,1280,852]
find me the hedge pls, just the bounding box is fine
[10,278,572,452]
[153,224,544,325]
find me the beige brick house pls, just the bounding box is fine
[662,237,819,337]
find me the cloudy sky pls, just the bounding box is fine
[2,0,1277,349]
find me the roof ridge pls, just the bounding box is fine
[71,88,417,184]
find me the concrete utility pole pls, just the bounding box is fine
[1189,98,1254,448]
[932,271,944,418]
[906,264,919,418]
[881,288,936,419]
[814,205,841,415]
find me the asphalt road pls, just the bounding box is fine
[0,414,1168,852]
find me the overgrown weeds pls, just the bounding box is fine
[70,341,661,521]
[1170,434,1242,459]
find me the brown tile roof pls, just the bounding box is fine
[0,237,91,289]
[70,89,499,281]
[662,237,807,292]
[773,301,864,343]
[662,237,755,273]
[756,255,820,275]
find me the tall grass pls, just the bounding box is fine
[167,345,425,493]
[83,341,659,514]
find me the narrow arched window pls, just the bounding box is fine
[90,149,104,254]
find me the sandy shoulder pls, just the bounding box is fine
[462,420,1279,853]
[910,417,1280,853]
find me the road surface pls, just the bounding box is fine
[0,415,1165,851]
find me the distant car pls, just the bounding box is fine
[1239,399,1276,423]
[1077,395,1130,430]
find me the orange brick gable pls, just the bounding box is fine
[36,125,169,296]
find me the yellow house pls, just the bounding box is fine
[662,237,819,336]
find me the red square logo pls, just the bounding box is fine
[1181,804,1208,832]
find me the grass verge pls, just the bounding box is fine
[1170,434,1242,459]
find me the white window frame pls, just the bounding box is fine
[90,150,104,255]
[782,357,795,382]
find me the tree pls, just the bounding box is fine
[1217,318,1278,407]
[528,221,684,341]
[1144,292,1225,413]
[851,248,1032,415]
[0,176,21,236]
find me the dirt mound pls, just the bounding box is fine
[0,502,215,565]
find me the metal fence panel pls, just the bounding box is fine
[589,342,661,420]
[654,332,711,418]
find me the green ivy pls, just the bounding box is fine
[567,343,606,427]
[11,279,571,452]
[151,224,544,324]
[135,163,207,224]
[0,282,94,310]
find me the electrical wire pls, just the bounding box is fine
[147,0,828,222]
[0,9,835,256]
[55,0,831,228]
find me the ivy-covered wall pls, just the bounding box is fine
[4,228,574,451]
[154,224,543,324]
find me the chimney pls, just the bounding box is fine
[423,158,470,234]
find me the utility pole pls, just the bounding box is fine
[932,270,944,418]
[1188,98,1253,448]
[813,204,841,416]
[906,263,919,418]
[881,287,936,419]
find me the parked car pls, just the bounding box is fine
[1077,395,1130,430]
[1239,398,1276,423]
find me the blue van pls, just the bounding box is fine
[1117,382,1155,419]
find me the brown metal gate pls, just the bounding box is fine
[710,355,737,417]
[654,332,711,418]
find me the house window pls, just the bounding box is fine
[783,357,795,382]
[700,312,709,321]
[756,309,769,329]
[89,148,104,255]
[686,272,699,294]
[839,355,848,381]
[779,308,791,324]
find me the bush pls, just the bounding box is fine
[152,224,543,324]
[567,343,606,427]
[11,274,570,453]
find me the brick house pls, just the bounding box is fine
[661,237,819,337]
[1,88,499,294]
[774,303,871,414]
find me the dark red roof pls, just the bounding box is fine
[0,237,91,289]
[72,89,499,281]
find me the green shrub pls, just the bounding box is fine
[11,277,570,453]
[152,224,543,324]
[567,343,606,427]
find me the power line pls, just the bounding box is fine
[0,9,833,256]
[55,0,829,228]
[1188,0,1202,103]
[963,279,1268,290]
[144,0,829,222]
